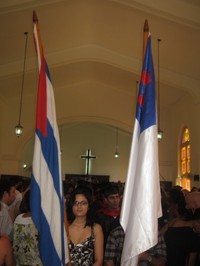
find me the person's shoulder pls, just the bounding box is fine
[94,223,102,229]
[169,218,193,228]
[112,224,124,233]
[0,202,8,212]
[93,223,103,233]
[14,213,24,223]
[109,225,125,239]
[0,204,7,215]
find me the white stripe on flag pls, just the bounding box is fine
[120,121,161,265]
[120,32,161,266]
[32,135,64,259]
[46,71,63,193]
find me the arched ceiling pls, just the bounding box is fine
[0,0,200,131]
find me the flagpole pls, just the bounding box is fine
[143,19,149,60]
[120,21,161,265]
[31,11,70,265]
[33,11,43,67]
[64,205,72,266]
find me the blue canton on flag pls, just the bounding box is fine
[136,36,156,132]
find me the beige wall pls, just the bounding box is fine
[1,91,200,188]
[1,90,200,188]
[170,93,200,187]
[19,123,132,182]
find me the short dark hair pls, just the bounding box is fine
[102,184,119,198]
[63,183,75,196]
[20,190,30,213]
[0,179,15,200]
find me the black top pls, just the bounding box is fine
[164,226,200,266]
[68,226,95,266]
[94,211,120,248]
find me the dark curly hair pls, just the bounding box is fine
[67,186,95,227]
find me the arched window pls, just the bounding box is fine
[177,127,191,190]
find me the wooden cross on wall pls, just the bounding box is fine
[81,149,96,175]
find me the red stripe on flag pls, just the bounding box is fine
[36,56,47,137]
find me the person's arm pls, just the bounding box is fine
[138,232,167,266]
[138,252,166,266]
[104,230,116,266]
[192,220,200,234]
[187,252,198,266]
[93,223,104,266]
[104,260,115,266]
[2,236,16,266]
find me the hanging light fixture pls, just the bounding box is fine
[22,162,27,170]
[157,38,163,141]
[15,32,28,137]
[114,128,119,159]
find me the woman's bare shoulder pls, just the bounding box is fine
[93,223,103,233]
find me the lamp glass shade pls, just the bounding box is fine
[114,152,119,159]
[157,130,163,141]
[15,124,23,137]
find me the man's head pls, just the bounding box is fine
[0,179,16,206]
[103,184,121,211]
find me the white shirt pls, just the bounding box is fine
[0,201,13,239]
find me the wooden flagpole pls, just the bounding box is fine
[143,19,149,60]
[32,11,71,266]
[33,11,44,62]
[64,203,71,266]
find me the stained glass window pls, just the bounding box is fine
[178,127,191,190]
[182,127,190,143]
[181,127,190,176]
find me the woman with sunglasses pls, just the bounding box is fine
[67,186,103,266]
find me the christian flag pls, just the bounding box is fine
[120,30,162,265]
[30,11,69,266]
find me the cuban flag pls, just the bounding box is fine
[120,33,162,265]
[30,11,69,266]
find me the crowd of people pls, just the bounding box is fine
[1,176,200,266]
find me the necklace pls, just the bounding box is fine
[73,222,86,229]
